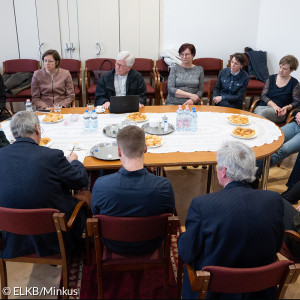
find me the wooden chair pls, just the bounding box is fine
[60,59,82,107]
[280,229,300,263]
[3,59,40,112]
[132,58,156,105]
[87,213,181,299]
[207,78,218,105]
[85,58,115,106]
[0,201,89,300]
[193,58,223,101]
[159,79,168,105]
[187,260,300,299]
[155,58,169,105]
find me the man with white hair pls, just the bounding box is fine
[95,51,146,109]
[178,141,284,299]
[0,111,90,259]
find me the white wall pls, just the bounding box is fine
[163,0,261,67]
[257,0,300,80]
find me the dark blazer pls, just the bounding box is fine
[178,181,284,299]
[0,138,88,258]
[95,68,146,106]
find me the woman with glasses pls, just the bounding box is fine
[212,53,249,109]
[31,49,74,110]
[165,43,204,105]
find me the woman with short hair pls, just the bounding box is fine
[254,55,300,123]
[165,43,204,105]
[31,49,74,110]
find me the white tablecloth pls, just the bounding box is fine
[2,112,282,163]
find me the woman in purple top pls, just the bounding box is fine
[254,55,300,123]
[31,49,74,110]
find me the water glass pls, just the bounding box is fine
[54,104,62,113]
[87,103,94,113]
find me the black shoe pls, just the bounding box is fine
[193,165,199,168]
[182,166,187,170]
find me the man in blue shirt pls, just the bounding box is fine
[91,125,175,254]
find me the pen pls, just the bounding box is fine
[70,145,75,155]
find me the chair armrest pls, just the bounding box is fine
[86,217,99,238]
[160,81,166,105]
[58,200,89,232]
[287,107,296,120]
[285,230,300,242]
[72,98,75,107]
[249,98,260,113]
[286,116,295,124]
[186,263,210,293]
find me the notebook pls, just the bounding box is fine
[109,95,139,113]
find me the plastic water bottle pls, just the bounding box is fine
[183,105,191,131]
[25,99,33,112]
[91,109,98,132]
[83,109,90,132]
[176,105,183,131]
[191,108,197,132]
[162,115,168,132]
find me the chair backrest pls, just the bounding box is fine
[155,58,169,79]
[160,80,168,105]
[85,58,115,73]
[132,58,154,77]
[60,58,81,76]
[0,207,59,235]
[92,213,173,242]
[193,58,223,76]
[188,260,299,299]
[3,59,40,74]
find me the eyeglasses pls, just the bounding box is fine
[115,62,128,68]
[39,125,44,134]
[179,53,191,58]
[43,60,55,64]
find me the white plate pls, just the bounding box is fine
[96,106,105,113]
[147,140,164,148]
[231,132,256,139]
[40,139,53,147]
[42,118,64,124]
[226,119,250,126]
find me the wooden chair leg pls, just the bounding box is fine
[0,259,8,300]
[164,262,169,299]
[177,256,183,299]
[62,263,69,299]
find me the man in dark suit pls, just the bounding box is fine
[178,141,284,299]
[95,51,146,109]
[0,111,90,258]
[91,125,175,254]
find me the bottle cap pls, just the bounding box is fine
[85,109,88,112]
[92,109,96,112]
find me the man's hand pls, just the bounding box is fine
[213,96,222,104]
[67,152,78,163]
[102,102,110,110]
[139,103,144,108]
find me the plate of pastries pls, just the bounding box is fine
[126,112,148,122]
[42,113,64,123]
[231,127,256,139]
[227,114,250,125]
[145,134,163,148]
[39,137,52,147]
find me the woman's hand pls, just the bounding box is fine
[295,112,300,126]
[183,99,194,105]
[213,96,222,104]
[268,101,281,115]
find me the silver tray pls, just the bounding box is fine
[90,142,119,160]
[103,124,119,138]
[142,123,175,135]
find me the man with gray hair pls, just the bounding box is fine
[178,141,284,299]
[95,50,146,109]
[91,125,175,254]
[0,111,90,259]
